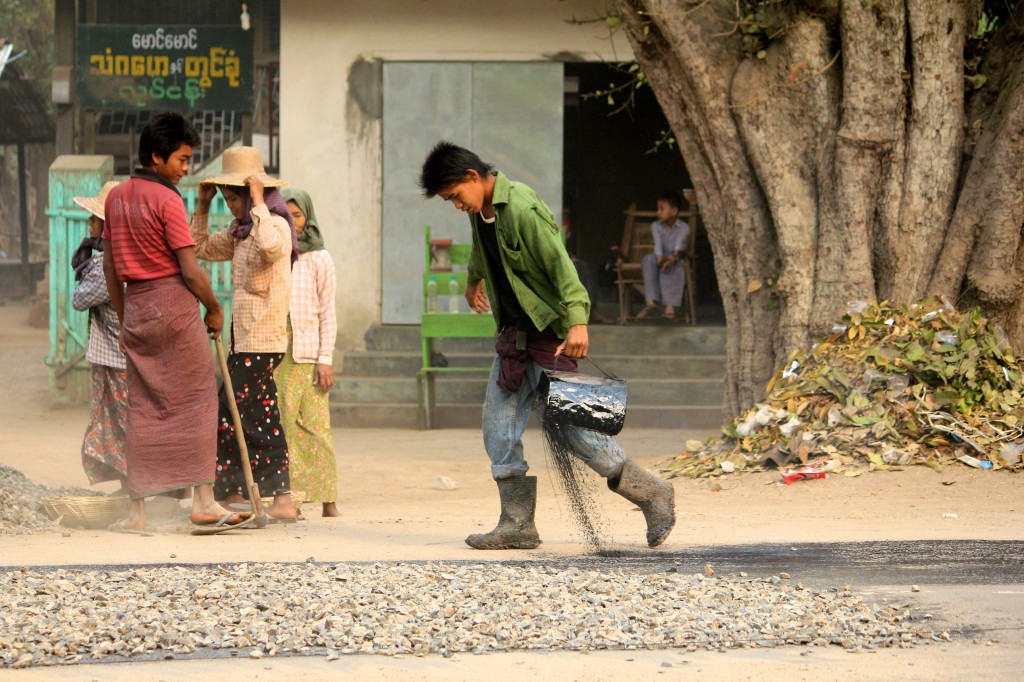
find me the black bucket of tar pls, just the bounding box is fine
[539,357,627,436]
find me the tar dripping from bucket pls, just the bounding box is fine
[539,358,627,549]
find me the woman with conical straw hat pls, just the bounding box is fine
[193,146,301,522]
[72,180,129,491]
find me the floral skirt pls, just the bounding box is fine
[81,364,128,485]
[214,352,290,499]
[276,350,338,503]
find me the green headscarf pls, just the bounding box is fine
[282,188,325,253]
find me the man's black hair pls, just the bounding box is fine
[658,190,683,211]
[418,141,494,198]
[138,112,201,167]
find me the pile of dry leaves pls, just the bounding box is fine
[664,299,1024,479]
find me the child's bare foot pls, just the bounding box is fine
[635,303,659,320]
[110,500,146,533]
[268,493,298,520]
[111,498,147,532]
[322,502,341,517]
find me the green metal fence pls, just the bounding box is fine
[46,155,235,404]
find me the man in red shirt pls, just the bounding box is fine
[103,112,251,533]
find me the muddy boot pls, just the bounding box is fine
[465,475,541,550]
[608,460,676,548]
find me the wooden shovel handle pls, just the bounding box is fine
[213,336,267,522]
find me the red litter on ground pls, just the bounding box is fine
[781,461,829,485]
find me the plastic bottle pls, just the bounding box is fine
[448,276,459,313]
[427,275,438,312]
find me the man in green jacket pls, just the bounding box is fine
[419,141,675,549]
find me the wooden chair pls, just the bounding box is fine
[611,191,699,324]
[611,203,657,324]
[417,225,497,429]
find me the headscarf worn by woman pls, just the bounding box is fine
[226,185,300,263]
[281,188,325,253]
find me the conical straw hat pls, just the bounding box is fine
[73,180,120,220]
[200,146,287,187]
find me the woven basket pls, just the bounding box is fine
[42,495,131,529]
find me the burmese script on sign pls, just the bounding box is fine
[76,25,253,111]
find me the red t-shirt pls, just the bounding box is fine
[102,174,196,282]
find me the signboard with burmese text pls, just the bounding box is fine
[76,25,253,111]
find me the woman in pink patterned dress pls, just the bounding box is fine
[277,188,340,517]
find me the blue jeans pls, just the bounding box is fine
[482,355,627,480]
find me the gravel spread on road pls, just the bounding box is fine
[1,561,943,669]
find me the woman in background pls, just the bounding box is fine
[277,188,340,517]
[72,181,127,490]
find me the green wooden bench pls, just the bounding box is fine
[417,225,497,429]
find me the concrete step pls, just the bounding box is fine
[341,351,727,379]
[364,323,727,355]
[331,402,724,431]
[340,351,492,376]
[340,323,729,430]
[332,375,723,407]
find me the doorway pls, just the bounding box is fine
[563,62,722,324]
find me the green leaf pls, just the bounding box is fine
[905,341,926,362]
[965,74,987,90]
[605,15,622,29]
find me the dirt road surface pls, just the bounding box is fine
[2,299,1021,680]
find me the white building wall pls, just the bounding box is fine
[279,0,633,354]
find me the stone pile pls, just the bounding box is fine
[0,464,91,535]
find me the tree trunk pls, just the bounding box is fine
[614,0,1024,417]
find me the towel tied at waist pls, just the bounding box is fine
[494,326,578,393]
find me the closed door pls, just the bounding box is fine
[381,61,564,323]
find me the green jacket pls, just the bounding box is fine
[467,172,590,338]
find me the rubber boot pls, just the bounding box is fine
[465,475,541,550]
[608,460,676,547]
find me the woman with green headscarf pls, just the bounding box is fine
[277,188,340,516]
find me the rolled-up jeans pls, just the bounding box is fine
[482,354,627,480]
